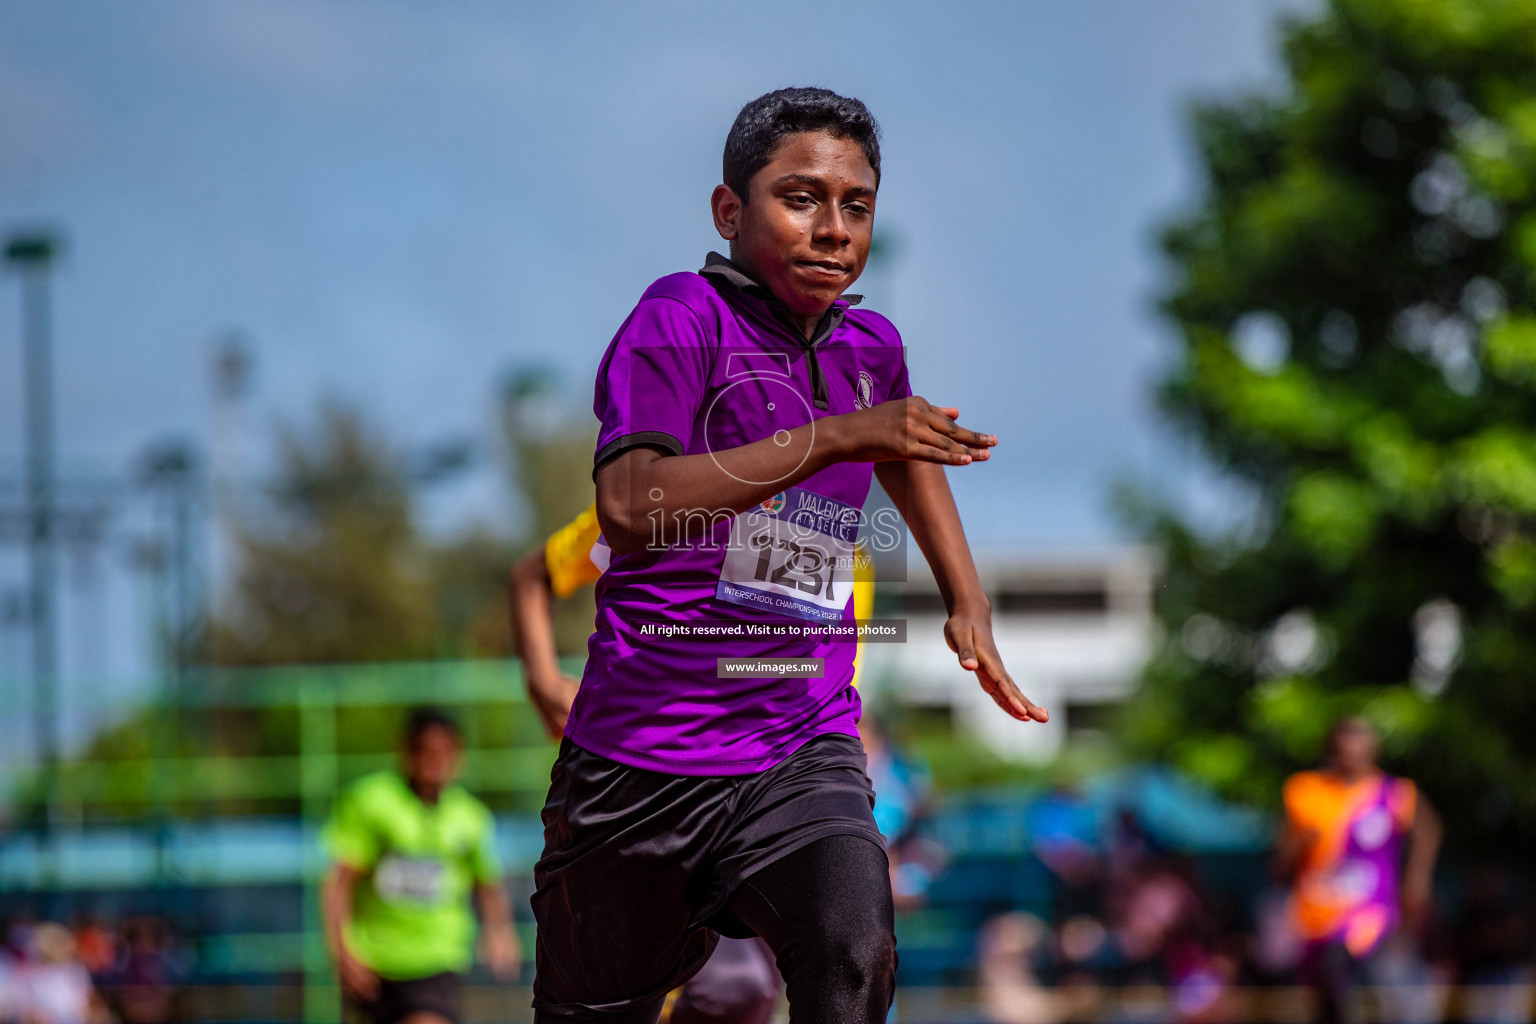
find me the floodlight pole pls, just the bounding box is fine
[6,231,61,832]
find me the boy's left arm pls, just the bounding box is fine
[1401,790,1440,928]
[874,460,1048,723]
[470,810,520,981]
[473,881,521,981]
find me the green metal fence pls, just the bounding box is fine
[2,658,568,1024]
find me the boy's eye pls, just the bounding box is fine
[786,193,815,206]
[845,202,871,217]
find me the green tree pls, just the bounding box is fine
[1131,0,1536,857]
[14,378,605,820]
[499,368,598,656]
[205,399,550,664]
[208,401,438,665]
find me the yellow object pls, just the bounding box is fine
[850,543,875,688]
[544,501,604,599]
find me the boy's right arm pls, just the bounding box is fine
[322,863,377,1000]
[321,788,381,1000]
[597,397,994,554]
[1272,776,1317,882]
[508,546,581,739]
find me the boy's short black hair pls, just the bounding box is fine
[403,706,461,747]
[723,87,881,202]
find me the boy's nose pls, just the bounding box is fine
[814,208,852,247]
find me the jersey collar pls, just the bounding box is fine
[698,251,862,350]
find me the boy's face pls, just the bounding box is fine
[712,131,877,318]
[1327,720,1379,775]
[403,725,461,799]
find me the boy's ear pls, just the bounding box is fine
[711,184,743,242]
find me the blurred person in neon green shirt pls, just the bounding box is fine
[322,708,520,1024]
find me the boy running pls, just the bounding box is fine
[1277,717,1441,1024]
[323,708,520,1024]
[510,499,881,1023]
[532,87,1047,1024]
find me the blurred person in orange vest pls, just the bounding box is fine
[1276,717,1441,1024]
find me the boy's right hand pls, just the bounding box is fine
[337,948,379,1002]
[528,673,581,740]
[835,397,996,465]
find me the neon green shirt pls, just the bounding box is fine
[322,770,502,979]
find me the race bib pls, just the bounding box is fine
[1351,806,1393,850]
[716,487,859,623]
[374,854,447,906]
[1329,860,1380,902]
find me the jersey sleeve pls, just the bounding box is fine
[469,804,503,885]
[322,782,379,871]
[1282,772,1314,830]
[545,501,605,598]
[593,297,712,469]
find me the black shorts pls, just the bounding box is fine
[344,971,461,1024]
[530,732,883,1018]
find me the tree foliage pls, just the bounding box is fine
[19,386,599,820]
[207,401,441,664]
[203,388,600,666]
[1131,0,1536,857]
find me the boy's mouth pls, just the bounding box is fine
[796,259,850,277]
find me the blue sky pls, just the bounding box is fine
[0,0,1305,697]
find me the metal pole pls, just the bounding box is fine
[6,232,60,833]
[301,678,339,1024]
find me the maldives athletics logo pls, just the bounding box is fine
[760,492,787,515]
[854,370,876,410]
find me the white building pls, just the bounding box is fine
[858,547,1157,763]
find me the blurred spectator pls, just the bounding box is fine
[1028,786,1101,924]
[1112,859,1202,972]
[1103,808,1159,896]
[1249,887,1304,982]
[1456,867,1534,1024]
[5,914,37,965]
[861,716,942,909]
[978,912,1096,1024]
[0,945,20,1024]
[66,918,113,981]
[17,923,101,1024]
[109,917,183,1024]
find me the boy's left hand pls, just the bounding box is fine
[944,610,1049,723]
[482,922,522,982]
[527,672,581,740]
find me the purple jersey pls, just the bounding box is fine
[563,254,911,775]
